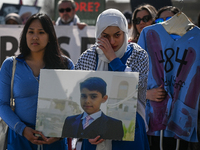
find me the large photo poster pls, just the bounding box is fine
[36,70,139,141]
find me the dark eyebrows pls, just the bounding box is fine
[89,93,98,96]
[28,27,45,31]
[115,31,121,34]
[81,93,98,96]
[102,30,121,35]
[102,32,108,35]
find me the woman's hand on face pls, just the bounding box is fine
[97,37,117,61]
[146,85,167,102]
[23,127,60,145]
[89,135,105,145]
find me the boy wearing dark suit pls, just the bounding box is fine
[62,77,124,140]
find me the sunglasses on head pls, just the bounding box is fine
[133,15,152,25]
[59,7,72,13]
[155,16,172,23]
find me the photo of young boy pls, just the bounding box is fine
[61,77,124,140]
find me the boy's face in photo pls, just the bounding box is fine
[80,88,108,115]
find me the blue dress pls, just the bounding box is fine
[0,55,74,150]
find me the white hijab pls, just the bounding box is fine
[95,9,128,150]
[95,9,128,71]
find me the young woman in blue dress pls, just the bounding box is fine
[0,13,74,150]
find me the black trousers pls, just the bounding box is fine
[148,135,189,150]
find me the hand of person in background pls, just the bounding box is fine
[52,20,56,25]
[146,85,167,102]
[77,22,87,30]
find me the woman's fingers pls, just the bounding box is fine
[23,127,57,145]
[97,37,117,61]
[37,132,48,141]
[23,127,44,144]
[147,86,168,102]
[98,37,110,48]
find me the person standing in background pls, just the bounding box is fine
[123,10,133,37]
[155,6,180,24]
[129,4,157,43]
[5,13,22,24]
[55,0,87,30]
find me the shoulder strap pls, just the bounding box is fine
[10,56,17,111]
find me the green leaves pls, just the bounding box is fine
[122,119,135,141]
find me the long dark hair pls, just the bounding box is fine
[130,4,157,43]
[19,13,69,69]
[198,13,200,27]
[156,6,180,20]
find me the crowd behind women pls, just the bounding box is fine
[0,1,200,150]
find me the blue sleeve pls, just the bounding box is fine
[137,29,147,50]
[109,58,126,71]
[0,57,26,136]
[62,55,75,70]
[67,58,75,70]
[81,139,96,150]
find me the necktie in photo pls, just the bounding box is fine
[83,115,92,129]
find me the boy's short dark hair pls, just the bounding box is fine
[80,77,107,97]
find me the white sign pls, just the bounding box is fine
[0,25,95,65]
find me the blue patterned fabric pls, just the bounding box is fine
[138,24,200,142]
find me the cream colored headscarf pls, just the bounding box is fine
[95,9,128,150]
[95,9,128,71]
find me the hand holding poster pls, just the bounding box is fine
[36,70,139,141]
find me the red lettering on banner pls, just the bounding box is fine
[94,2,100,12]
[75,2,79,11]
[75,2,100,12]
[88,2,93,12]
[80,2,87,11]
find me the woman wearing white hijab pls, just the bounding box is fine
[75,8,150,150]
